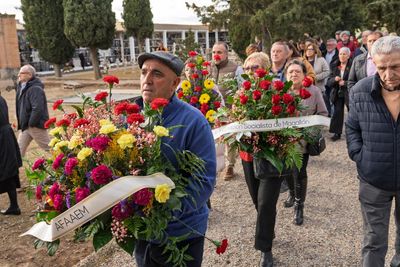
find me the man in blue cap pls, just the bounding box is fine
[134,51,217,267]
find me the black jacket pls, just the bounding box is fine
[345,74,400,191]
[16,77,49,131]
[327,59,352,106]
[347,52,368,90]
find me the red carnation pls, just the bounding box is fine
[32,158,45,171]
[286,105,296,114]
[195,86,202,92]
[302,76,313,87]
[254,68,267,78]
[187,62,196,68]
[192,73,199,79]
[127,113,145,124]
[299,88,311,99]
[202,61,211,67]
[282,93,294,104]
[272,94,281,105]
[73,118,90,128]
[273,80,285,91]
[190,96,199,104]
[91,165,113,185]
[271,105,283,115]
[150,98,169,110]
[213,54,221,61]
[114,102,128,115]
[56,118,70,127]
[253,90,262,101]
[188,51,198,57]
[214,101,221,109]
[75,187,90,203]
[177,91,184,99]
[103,75,119,85]
[53,99,64,111]
[240,94,249,104]
[242,80,252,90]
[133,188,153,206]
[44,117,57,129]
[259,80,271,90]
[67,113,77,119]
[201,70,209,76]
[95,91,108,101]
[200,103,209,114]
[126,103,140,114]
[216,239,228,255]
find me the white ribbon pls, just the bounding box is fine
[20,173,175,242]
[212,115,330,140]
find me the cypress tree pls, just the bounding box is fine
[63,0,115,79]
[21,0,75,77]
[122,0,154,54]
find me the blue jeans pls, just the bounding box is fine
[134,236,205,267]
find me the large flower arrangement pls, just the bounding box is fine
[219,70,313,172]
[176,51,222,125]
[25,76,227,266]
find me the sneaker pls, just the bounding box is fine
[224,166,234,181]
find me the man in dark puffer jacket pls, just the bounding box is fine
[346,36,400,267]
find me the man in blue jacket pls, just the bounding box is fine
[346,36,400,267]
[134,51,217,267]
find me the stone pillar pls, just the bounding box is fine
[206,30,209,50]
[145,38,150,53]
[195,30,199,43]
[129,37,135,63]
[214,30,219,42]
[181,30,185,40]
[163,30,167,48]
[0,14,20,79]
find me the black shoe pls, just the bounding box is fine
[293,203,303,225]
[260,251,273,267]
[331,134,341,141]
[1,207,21,215]
[283,194,294,208]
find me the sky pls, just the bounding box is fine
[0,0,213,25]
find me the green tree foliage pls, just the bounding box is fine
[175,30,201,61]
[364,0,400,33]
[63,0,115,79]
[122,0,154,54]
[21,0,75,77]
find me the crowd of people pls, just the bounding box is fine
[1,28,400,267]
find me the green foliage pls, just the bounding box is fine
[21,0,75,65]
[365,0,400,33]
[93,227,113,252]
[175,30,201,61]
[34,239,60,256]
[122,0,153,51]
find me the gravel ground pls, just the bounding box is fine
[75,133,398,267]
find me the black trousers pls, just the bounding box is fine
[135,237,205,267]
[329,97,348,135]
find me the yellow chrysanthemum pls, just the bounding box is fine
[181,80,191,94]
[49,137,60,147]
[99,123,117,134]
[153,126,169,137]
[54,140,68,151]
[155,184,172,203]
[117,133,136,149]
[68,135,83,149]
[204,79,214,90]
[199,93,211,104]
[205,109,216,123]
[49,127,64,136]
[77,147,93,161]
[99,119,112,126]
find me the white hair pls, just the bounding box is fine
[339,47,351,55]
[371,36,400,57]
[21,64,36,77]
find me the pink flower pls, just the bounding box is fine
[48,182,59,200]
[112,201,133,220]
[133,188,153,206]
[242,80,252,90]
[259,80,271,90]
[85,136,110,152]
[52,153,64,170]
[75,187,91,203]
[35,185,42,201]
[65,157,78,175]
[32,158,45,171]
[273,80,285,91]
[91,165,113,185]
[53,194,64,211]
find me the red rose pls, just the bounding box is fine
[127,113,145,124]
[214,101,221,109]
[102,75,119,85]
[91,165,113,185]
[272,94,281,105]
[271,105,283,115]
[286,105,296,114]
[273,80,285,91]
[195,86,202,92]
[52,99,64,111]
[56,118,70,127]
[44,117,57,129]
[302,76,313,87]
[213,54,221,61]
[190,96,199,104]
[240,94,249,104]
[299,88,311,99]
[187,62,196,68]
[216,239,228,255]
[202,61,211,67]
[73,118,90,128]
[177,91,184,99]
[254,68,267,78]
[126,103,140,114]
[259,80,271,90]
[188,51,197,57]
[191,73,199,79]
[253,90,262,101]
[201,70,209,76]
[94,91,108,101]
[282,93,294,104]
[151,98,169,110]
[242,80,252,90]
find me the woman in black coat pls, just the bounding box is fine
[327,47,352,141]
[0,95,22,215]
